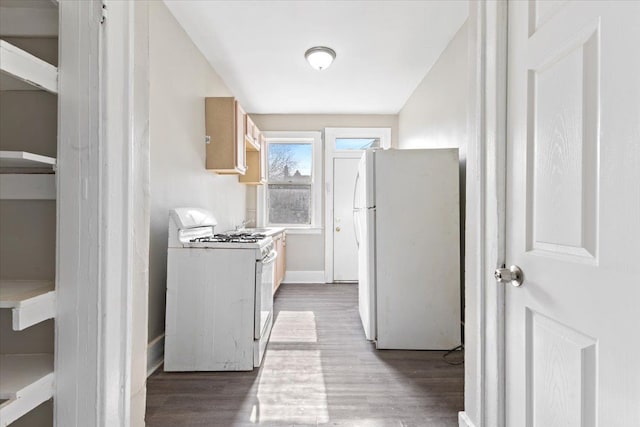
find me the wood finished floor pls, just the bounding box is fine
[146,283,463,427]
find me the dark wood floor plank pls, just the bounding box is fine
[146,283,463,426]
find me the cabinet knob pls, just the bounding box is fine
[335,226,341,232]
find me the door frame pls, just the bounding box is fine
[323,128,391,284]
[56,1,150,425]
[460,1,508,427]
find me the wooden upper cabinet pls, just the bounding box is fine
[240,131,267,185]
[245,115,260,151]
[205,97,246,174]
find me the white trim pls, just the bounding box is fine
[464,1,507,426]
[56,1,150,426]
[147,335,165,378]
[459,411,477,427]
[323,127,391,283]
[56,1,103,425]
[258,131,322,230]
[282,271,326,284]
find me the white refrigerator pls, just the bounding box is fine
[353,148,461,350]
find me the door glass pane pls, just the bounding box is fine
[335,138,380,150]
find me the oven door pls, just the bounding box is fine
[255,249,276,339]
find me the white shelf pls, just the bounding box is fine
[0,40,57,93]
[0,280,55,331]
[0,354,54,427]
[0,174,56,200]
[0,151,56,170]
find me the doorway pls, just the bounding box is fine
[323,128,391,283]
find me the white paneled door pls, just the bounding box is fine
[505,1,640,426]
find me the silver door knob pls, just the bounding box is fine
[495,265,524,287]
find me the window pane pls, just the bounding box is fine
[335,138,380,150]
[268,184,311,225]
[268,143,312,183]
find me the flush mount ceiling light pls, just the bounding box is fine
[304,46,336,71]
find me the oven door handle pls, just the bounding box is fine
[262,250,278,265]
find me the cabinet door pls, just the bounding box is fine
[205,97,246,174]
[239,130,265,185]
[244,115,259,151]
[235,102,246,171]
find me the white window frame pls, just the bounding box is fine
[257,131,322,234]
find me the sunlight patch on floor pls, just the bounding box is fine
[249,309,328,424]
[251,349,329,424]
[268,310,318,343]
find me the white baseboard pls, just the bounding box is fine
[147,334,165,377]
[282,270,325,284]
[458,412,476,427]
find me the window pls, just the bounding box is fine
[335,137,381,150]
[260,132,322,230]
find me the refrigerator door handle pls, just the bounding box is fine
[352,170,361,248]
[352,170,360,211]
[353,210,360,248]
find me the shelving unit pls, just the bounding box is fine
[0,40,58,94]
[0,354,54,427]
[0,151,56,170]
[0,281,55,331]
[1,4,59,425]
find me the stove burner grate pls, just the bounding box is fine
[190,232,267,244]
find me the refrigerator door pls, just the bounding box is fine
[357,207,376,340]
[356,151,377,340]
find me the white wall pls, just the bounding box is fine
[250,114,398,275]
[397,18,470,422]
[148,1,248,345]
[398,21,468,272]
[398,21,468,153]
[398,22,468,276]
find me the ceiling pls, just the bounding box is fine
[164,1,468,115]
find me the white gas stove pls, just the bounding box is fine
[168,208,274,257]
[165,208,276,371]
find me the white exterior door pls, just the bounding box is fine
[505,1,640,426]
[324,128,390,283]
[332,157,360,281]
